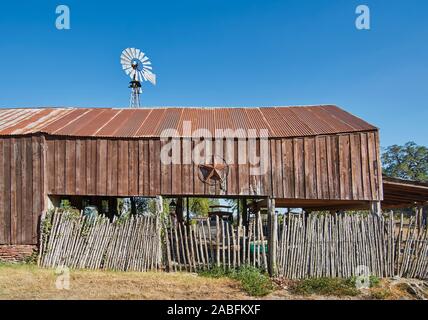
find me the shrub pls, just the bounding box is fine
[230,266,273,297]
[349,275,380,288]
[198,265,273,297]
[290,277,360,297]
[371,289,391,300]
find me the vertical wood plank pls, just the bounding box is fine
[65,139,76,195]
[55,139,65,195]
[225,138,237,195]
[24,137,33,244]
[118,140,129,196]
[182,138,193,195]
[367,132,378,200]
[46,139,55,194]
[96,140,108,195]
[0,139,5,244]
[350,134,363,199]
[75,139,87,195]
[261,137,271,197]
[316,136,330,199]
[138,140,145,195]
[374,132,383,200]
[238,139,249,195]
[304,137,317,199]
[327,135,340,200]
[32,136,41,244]
[10,138,19,244]
[193,138,205,195]
[85,140,95,195]
[160,138,172,195]
[360,133,371,200]
[282,139,294,198]
[338,135,351,200]
[128,140,139,196]
[3,139,11,244]
[293,138,305,198]
[142,140,150,195]
[172,138,182,195]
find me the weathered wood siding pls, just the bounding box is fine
[0,130,382,245]
[46,131,382,200]
[0,136,45,245]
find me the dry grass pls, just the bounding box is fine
[0,264,248,300]
[1,264,425,300]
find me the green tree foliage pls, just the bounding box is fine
[189,198,219,217]
[382,142,428,182]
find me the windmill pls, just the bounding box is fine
[120,48,156,108]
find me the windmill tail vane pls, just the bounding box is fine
[120,47,156,108]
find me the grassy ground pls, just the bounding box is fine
[0,264,248,300]
[0,263,424,300]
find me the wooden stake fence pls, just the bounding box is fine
[39,210,427,280]
[163,214,268,271]
[39,210,161,271]
[277,213,428,279]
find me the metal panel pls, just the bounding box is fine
[0,106,378,138]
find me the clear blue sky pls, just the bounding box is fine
[0,0,427,147]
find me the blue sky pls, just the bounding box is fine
[0,0,427,147]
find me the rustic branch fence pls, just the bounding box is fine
[277,213,428,279]
[39,210,428,280]
[39,211,162,271]
[163,215,268,272]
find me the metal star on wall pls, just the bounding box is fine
[199,163,227,183]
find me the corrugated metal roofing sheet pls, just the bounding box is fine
[0,106,377,138]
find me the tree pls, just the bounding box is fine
[188,198,219,217]
[382,142,428,182]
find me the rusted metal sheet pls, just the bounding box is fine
[0,106,377,138]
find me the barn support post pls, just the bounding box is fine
[155,195,163,215]
[370,201,382,217]
[242,198,248,228]
[415,205,424,228]
[130,197,137,216]
[176,197,184,223]
[267,197,277,276]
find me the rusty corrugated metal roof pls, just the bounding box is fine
[0,106,377,138]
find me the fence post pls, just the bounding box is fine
[267,197,277,276]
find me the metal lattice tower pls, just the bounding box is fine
[129,73,142,108]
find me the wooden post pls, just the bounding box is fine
[155,196,163,215]
[110,198,118,218]
[267,197,277,276]
[186,197,190,234]
[130,197,137,216]
[415,205,424,228]
[176,197,184,223]
[236,199,240,226]
[370,201,381,217]
[242,198,248,228]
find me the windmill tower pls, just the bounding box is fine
[120,48,156,108]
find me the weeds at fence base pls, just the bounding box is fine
[370,289,392,300]
[290,277,360,297]
[198,265,274,297]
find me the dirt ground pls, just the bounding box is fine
[0,263,425,300]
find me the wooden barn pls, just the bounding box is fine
[0,105,385,253]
